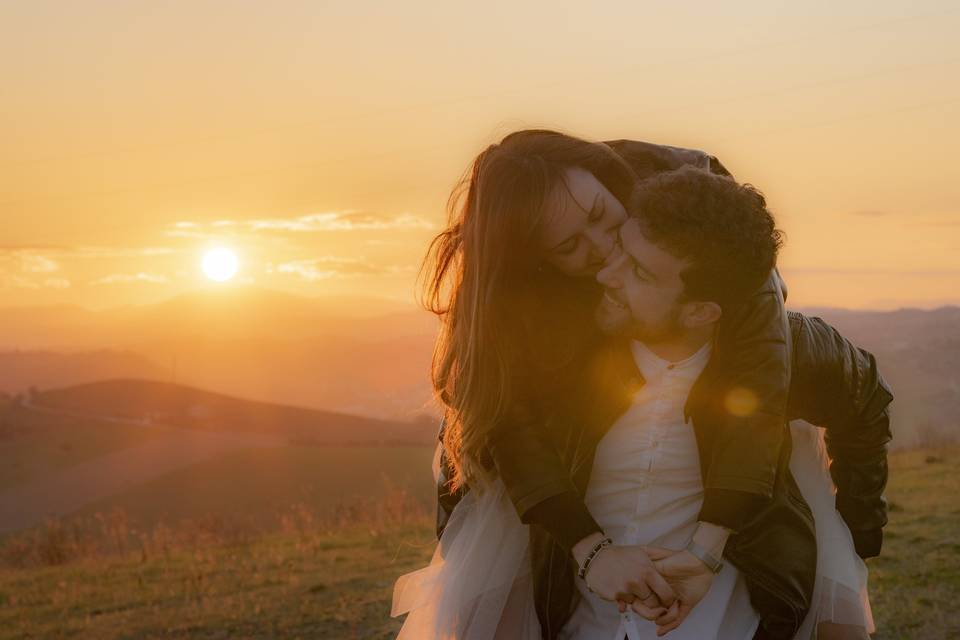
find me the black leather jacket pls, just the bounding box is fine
[436,311,893,639]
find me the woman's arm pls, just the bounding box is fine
[695,268,793,531]
[785,312,894,558]
[435,415,604,553]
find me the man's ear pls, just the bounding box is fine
[683,300,722,328]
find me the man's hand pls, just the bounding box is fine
[572,533,676,619]
[640,546,715,636]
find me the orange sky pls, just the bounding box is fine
[2,2,959,311]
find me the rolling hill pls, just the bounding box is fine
[30,378,434,445]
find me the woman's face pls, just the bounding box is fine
[538,167,628,277]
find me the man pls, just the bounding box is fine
[437,155,892,639]
[563,166,888,638]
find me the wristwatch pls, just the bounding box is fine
[685,539,724,574]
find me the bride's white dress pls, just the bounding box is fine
[391,418,875,640]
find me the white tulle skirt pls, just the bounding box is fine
[390,444,541,639]
[788,420,875,639]
[390,421,875,639]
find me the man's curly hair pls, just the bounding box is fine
[629,165,784,306]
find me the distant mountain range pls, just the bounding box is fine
[24,378,434,446]
[0,287,439,420]
[0,289,956,447]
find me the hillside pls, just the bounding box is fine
[0,381,437,534]
[31,378,434,445]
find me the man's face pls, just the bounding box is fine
[537,167,628,277]
[594,218,690,341]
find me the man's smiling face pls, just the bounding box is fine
[594,217,690,341]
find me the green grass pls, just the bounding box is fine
[866,446,960,640]
[0,416,171,491]
[1,446,957,639]
[0,523,436,639]
[70,445,437,529]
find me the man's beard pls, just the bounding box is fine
[632,309,685,344]
[595,298,684,343]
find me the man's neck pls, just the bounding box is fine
[638,324,716,363]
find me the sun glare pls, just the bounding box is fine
[202,248,239,282]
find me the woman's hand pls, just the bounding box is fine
[640,546,716,636]
[572,533,676,618]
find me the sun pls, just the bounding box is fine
[202,247,239,282]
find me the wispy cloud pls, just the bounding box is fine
[89,272,170,285]
[268,256,414,281]
[167,210,433,238]
[0,274,71,289]
[19,254,60,273]
[0,244,179,259]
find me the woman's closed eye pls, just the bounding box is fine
[588,200,605,222]
[554,237,579,255]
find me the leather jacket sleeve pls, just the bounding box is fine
[785,312,894,558]
[434,415,603,551]
[696,267,792,531]
[485,417,604,552]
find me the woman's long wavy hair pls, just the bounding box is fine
[420,129,636,494]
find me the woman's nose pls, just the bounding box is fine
[585,226,616,262]
[596,245,626,288]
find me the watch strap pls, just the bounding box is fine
[685,539,723,574]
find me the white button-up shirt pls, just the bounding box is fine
[559,339,760,640]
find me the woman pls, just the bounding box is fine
[391,130,881,639]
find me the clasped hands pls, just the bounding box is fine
[575,524,729,636]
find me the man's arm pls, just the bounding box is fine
[785,312,894,558]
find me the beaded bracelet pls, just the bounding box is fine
[577,536,614,582]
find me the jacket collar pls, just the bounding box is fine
[568,334,726,485]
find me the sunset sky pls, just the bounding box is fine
[2,1,959,311]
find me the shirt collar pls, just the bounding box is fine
[630,338,713,384]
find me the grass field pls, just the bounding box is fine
[1,445,957,639]
[0,410,172,492]
[70,444,438,529]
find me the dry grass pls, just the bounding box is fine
[0,477,434,639]
[2,447,957,639]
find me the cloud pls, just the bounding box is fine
[167,210,434,238]
[0,274,71,289]
[0,244,179,259]
[268,256,414,281]
[18,254,60,273]
[89,272,170,285]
